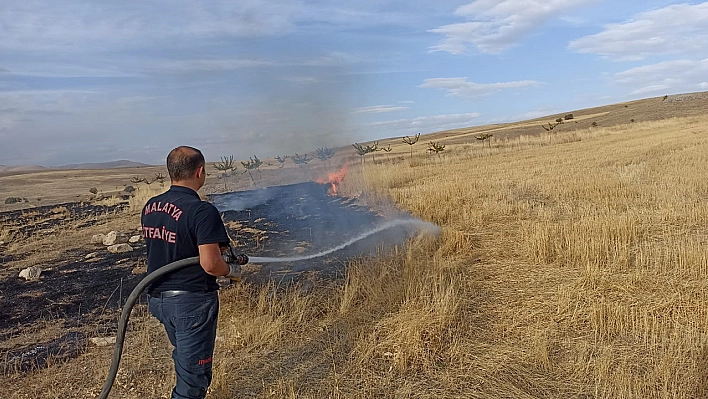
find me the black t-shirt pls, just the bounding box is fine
[141,185,229,293]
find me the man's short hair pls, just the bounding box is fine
[167,146,205,181]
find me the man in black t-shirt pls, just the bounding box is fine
[142,146,243,399]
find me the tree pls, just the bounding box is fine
[241,155,263,185]
[378,144,392,162]
[130,172,167,186]
[352,142,378,163]
[542,122,560,132]
[214,155,237,191]
[473,133,493,147]
[352,143,368,163]
[292,153,313,167]
[402,133,421,159]
[315,147,335,162]
[275,155,288,168]
[316,147,335,168]
[428,141,445,159]
[215,155,236,174]
[153,172,166,186]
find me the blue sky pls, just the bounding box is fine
[2,0,708,166]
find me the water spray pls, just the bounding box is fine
[97,218,438,399]
[249,219,439,263]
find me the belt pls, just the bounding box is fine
[150,290,193,298]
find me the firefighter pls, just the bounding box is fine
[142,146,246,399]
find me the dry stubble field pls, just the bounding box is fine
[1,101,708,398]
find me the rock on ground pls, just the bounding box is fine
[90,337,116,346]
[107,243,133,253]
[90,234,106,244]
[103,231,128,246]
[19,266,43,281]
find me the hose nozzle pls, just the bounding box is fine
[222,246,249,265]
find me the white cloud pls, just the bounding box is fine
[569,3,708,61]
[429,0,598,54]
[367,112,482,132]
[158,59,276,73]
[0,1,449,53]
[351,105,409,114]
[2,63,144,78]
[0,1,307,52]
[419,77,540,97]
[613,58,708,96]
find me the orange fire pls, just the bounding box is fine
[316,164,348,195]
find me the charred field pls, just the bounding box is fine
[0,180,426,376]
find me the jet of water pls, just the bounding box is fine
[248,219,439,263]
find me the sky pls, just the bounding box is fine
[2,0,708,166]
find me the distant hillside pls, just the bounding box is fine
[321,91,708,160]
[55,160,152,170]
[0,165,48,173]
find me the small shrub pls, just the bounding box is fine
[564,113,574,120]
[591,121,598,127]
[89,187,98,194]
[4,197,23,204]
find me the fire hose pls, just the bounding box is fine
[96,256,201,399]
[96,218,439,398]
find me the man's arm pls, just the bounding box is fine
[198,243,230,276]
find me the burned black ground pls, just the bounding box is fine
[0,182,422,374]
[212,182,416,281]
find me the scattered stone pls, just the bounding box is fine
[131,265,147,275]
[19,266,43,281]
[107,243,133,253]
[103,231,128,246]
[90,337,116,346]
[128,235,141,244]
[90,234,106,244]
[85,252,99,260]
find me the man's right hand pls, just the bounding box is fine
[225,263,242,282]
[222,246,248,281]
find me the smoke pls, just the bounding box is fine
[210,182,439,276]
[205,64,360,161]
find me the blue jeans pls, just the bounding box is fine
[148,291,219,399]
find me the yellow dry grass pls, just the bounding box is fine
[3,115,708,398]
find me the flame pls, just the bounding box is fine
[316,164,348,195]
